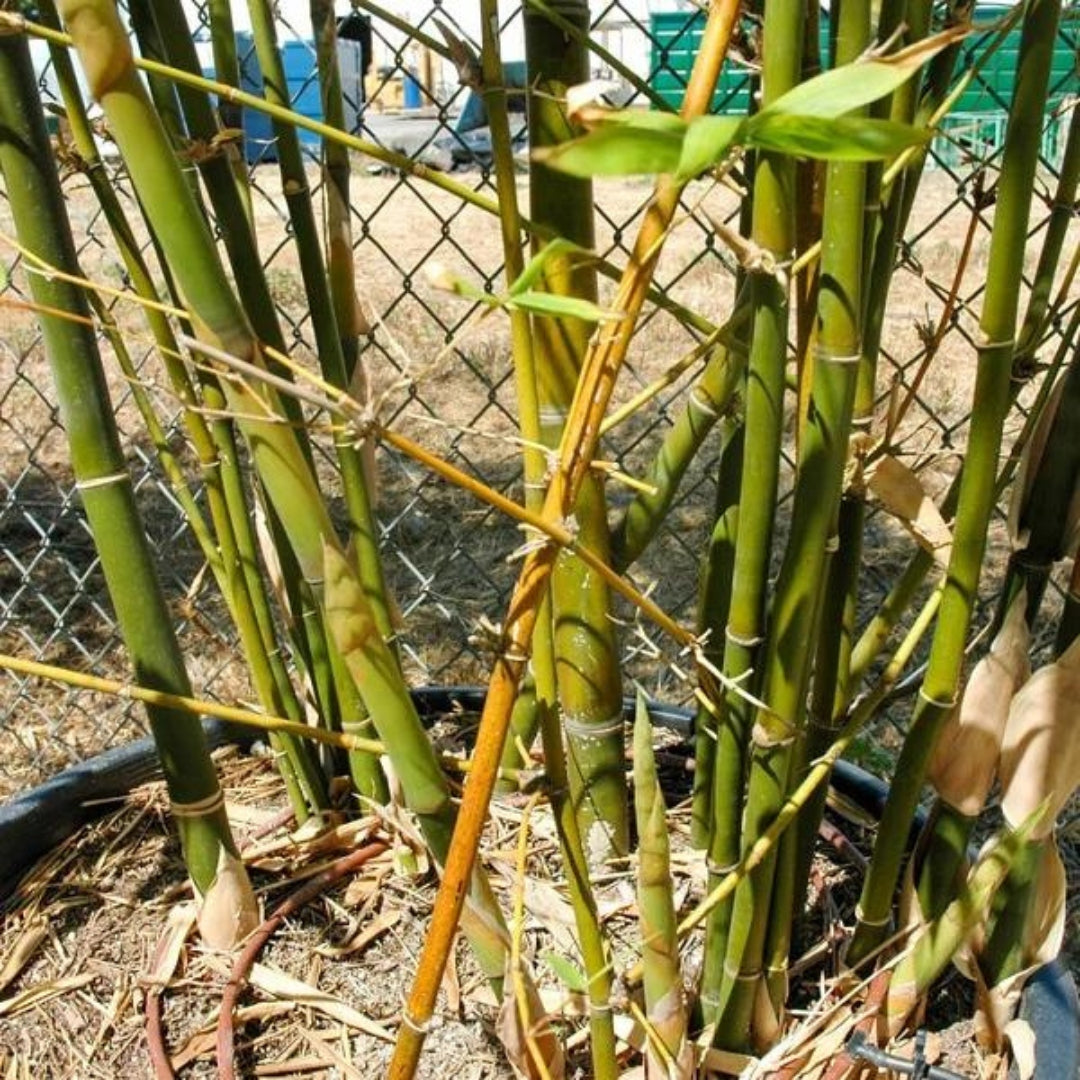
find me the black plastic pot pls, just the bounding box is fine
[1,688,1075,1077]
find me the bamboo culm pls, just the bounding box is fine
[0,29,250,918]
[848,0,1064,965]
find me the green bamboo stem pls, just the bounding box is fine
[691,421,743,851]
[634,694,688,1073]
[524,0,670,112]
[244,0,388,799]
[701,0,805,1040]
[845,3,1066,695]
[474,0,554,790]
[847,0,1063,966]
[142,0,336,791]
[125,0,298,380]
[535,648,619,1080]
[885,820,1033,1036]
[849,295,1080,688]
[123,0,192,176]
[67,0,523,977]
[207,0,253,221]
[914,801,972,921]
[525,0,627,870]
[1014,104,1080,376]
[997,351,1080,624]
[827,0,941,719]
[920,340,1080,917]
[51,0,512,965]
[978,838,1045,987]
[0,31,249,914]
[610,326,747,573]
[749,0,872,1029]
[311,0,363,389]
[621,579,943,995]
[39,0,325,817]
[205,402,330,815]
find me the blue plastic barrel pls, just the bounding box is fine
[403,69,422,109]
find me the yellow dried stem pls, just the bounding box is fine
[928,590,1031,815]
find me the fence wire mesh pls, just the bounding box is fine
[0,1,1078,802]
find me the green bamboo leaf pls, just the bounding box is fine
[508,237,591,297]
[575,107,688,133]
[676,115,745,181]
[758,29,964,120]
[507,290,619,322]
[423,263,500,306]
[746,115,928,160]
[534,123,685,177]
[541,950,588,994]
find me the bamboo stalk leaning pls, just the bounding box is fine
[387,2,745,1073]
[0,28,256,948]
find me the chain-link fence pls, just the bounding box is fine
[0,1,1078,800]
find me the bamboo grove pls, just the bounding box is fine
[0,0,1078,1075]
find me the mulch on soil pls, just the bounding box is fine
[0,736,1025,1079]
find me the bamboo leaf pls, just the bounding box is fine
[676,115,744,180]
[746,114,927,161]
[866,454,953,565]
[569,106,688,133]
[423,262,499,306]
[928,589,1030,815]
[509,238,592,297]
[507,290,619,322]
[541,950,588,994]
[757,29,965,120]
[534,123,684,177]
[241,961,395,1041]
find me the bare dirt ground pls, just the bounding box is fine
[0,738,1002,1079]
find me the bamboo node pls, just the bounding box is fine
[917,687,958,711]
[724,965,761,984]
[170,790,226,818]
[815,347,862,366]
[76,471,130,491]
[399,1006,434,1034]
[705,857,739,877]
[975,333,1016,351]
[853,905,892,929]
[751,718,795,748]
[724,626,763,649]
[689,387,720,417]
[539,404,568,428]
[562,710,624,739]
